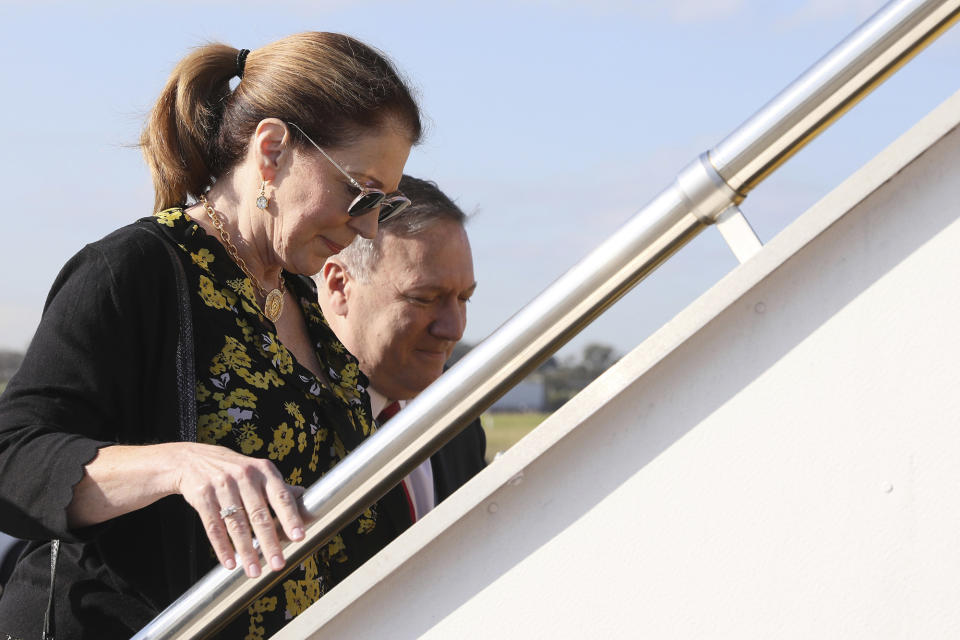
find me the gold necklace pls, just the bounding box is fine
[199,194,285,323]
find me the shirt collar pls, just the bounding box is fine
[369,387,408,421]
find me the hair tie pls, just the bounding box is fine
[236,49,250,79]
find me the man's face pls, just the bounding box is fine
[345,220,476,400]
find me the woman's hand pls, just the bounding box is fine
[67,442,306,578]
[172,442,307,577]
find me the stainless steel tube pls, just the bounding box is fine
[712,0,960,194]
[133,0,960,637]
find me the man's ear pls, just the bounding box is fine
[252,118,290,183]
[318,258,351,317]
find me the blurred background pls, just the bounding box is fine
[2,0,958,455]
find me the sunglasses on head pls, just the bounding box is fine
[287,122,410,223]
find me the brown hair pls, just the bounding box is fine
[337,175,467,282]
[140,33,422,211]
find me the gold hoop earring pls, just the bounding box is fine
[256,181,269,210]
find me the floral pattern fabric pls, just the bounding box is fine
[154,209,377,637]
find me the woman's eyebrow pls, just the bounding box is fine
[352,172,385,189]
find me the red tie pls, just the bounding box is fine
[377,400,401,425]
[377,401,416,523]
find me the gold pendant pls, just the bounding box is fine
[264,288,284,323]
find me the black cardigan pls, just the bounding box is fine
[0,221,228,638]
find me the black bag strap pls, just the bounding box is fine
[139,223,199,585]
[41,222,200,639]
[40,540,59,640]
[141,223,198,442]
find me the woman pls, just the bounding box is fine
[0,32,421,639]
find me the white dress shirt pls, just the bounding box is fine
[369,388,436,521]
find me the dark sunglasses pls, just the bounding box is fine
[287,122,411,223]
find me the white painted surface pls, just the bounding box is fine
[274,90,960,640]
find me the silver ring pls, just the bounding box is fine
[219,504,242,519]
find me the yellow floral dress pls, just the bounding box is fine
[154,209,379,639]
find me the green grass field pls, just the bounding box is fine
[480,412,550,462]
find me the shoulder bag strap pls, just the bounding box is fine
[144,225,197,442]
[40,539,59,640]
[141,223,198,442]
[140,223,199,586]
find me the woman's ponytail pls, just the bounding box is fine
[140,43,238,211]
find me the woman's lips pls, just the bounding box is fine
[321,237,345,253]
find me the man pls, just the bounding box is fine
[316,175,485,538]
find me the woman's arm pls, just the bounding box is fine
[1,228,303,577]
[68,442,306,577]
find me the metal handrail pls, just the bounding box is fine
[133,0,960,637]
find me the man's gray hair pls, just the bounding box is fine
[338,175,467,282]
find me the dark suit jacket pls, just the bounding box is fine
[431,418,487,502]
[382,416,486,532]
[328,417,486,585]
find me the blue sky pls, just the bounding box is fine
[1,0,958,361]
